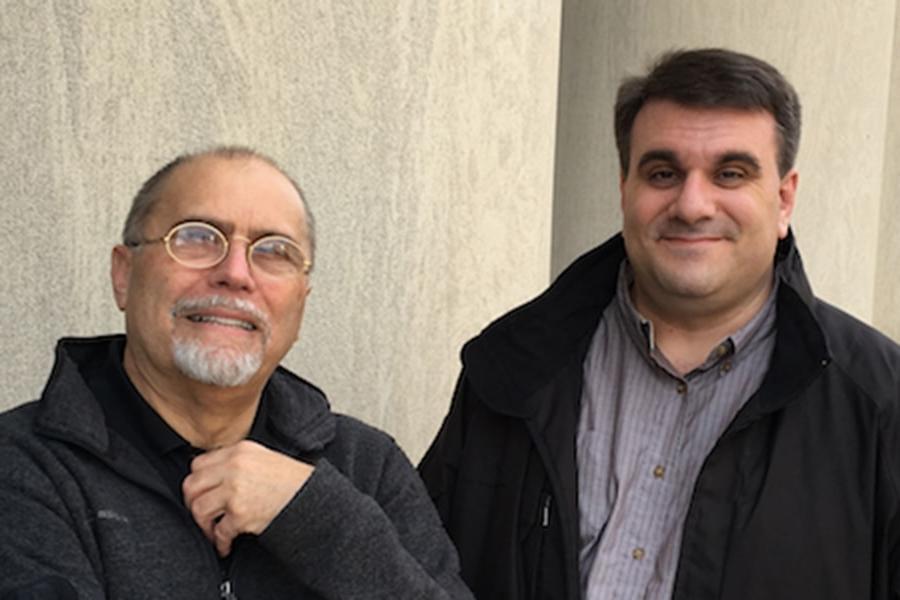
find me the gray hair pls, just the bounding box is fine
[122,146,316,266]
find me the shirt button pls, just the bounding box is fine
[720,361,732,374]
[652,465,665,479]
[632,547,646,560]
[716,344,729,357]
[676,382,687,395]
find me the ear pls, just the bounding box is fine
[777,169,799,239]
[110,245,133,311]
[291,283,313,344]
[619,169,628,211]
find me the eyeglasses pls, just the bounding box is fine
[127,221,312,277]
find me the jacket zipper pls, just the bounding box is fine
[541,494,552,528]
[219,543,240,599]
[530,492,553,598]
[219,579,238,600]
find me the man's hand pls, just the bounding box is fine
[182,440,314,557]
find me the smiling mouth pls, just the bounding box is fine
[661,236,724,244]
[185,314,257,331]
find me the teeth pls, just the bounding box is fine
[186,314,256,331]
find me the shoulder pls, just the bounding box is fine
[320,413,419,494]
[0,401,40,436]
[0,401,45,459]
[459,235,625,411]
[814,300,900,409]
[0,401,72,505]
[326,414,403,465]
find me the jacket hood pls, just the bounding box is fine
[462,229,824,418]
[35,335,336,458]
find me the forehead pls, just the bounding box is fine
[149,155,307,240]
[630,100,779,166]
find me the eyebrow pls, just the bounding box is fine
[636,150,679,171]
[718,151,762,174]
[635,149,762,174]
[173,216,300,242]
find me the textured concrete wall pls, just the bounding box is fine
[0,1,562,461]
[3,1,898,465]
[875,4,900,342]
[553,0,899,339]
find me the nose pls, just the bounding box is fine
[669,171,717,224]
[208,236,256,292]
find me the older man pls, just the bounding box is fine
[420,49,900,599]
[0,147,472,599]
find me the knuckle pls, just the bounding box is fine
[226,497,246,520]
[188,498,205,520]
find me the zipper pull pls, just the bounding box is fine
[220,580,238,600]
[540,494,552,528]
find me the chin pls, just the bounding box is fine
[655,271,722,300]
[172,338,263,388]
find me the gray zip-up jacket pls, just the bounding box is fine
[0,336,472,600]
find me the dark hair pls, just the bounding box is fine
[122,146,316,265]
[614,48,801,177]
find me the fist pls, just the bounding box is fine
[182,440,314,556]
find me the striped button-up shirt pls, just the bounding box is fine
[577,262,777,599]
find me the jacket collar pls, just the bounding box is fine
[35,335,336,458]
[462,235,624,419]
[463,230,830,419]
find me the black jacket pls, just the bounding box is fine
[419,233,900,599]
[0,336,473,599]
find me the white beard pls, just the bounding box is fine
[172,337,263,387]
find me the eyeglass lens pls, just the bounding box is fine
[166,223,306,275]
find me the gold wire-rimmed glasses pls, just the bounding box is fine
[126,221,312,277]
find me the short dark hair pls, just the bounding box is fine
[122,146,317,265]
[614,48,801,177]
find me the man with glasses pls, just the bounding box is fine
[0,147,472,599]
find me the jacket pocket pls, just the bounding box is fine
[521,490,558,599]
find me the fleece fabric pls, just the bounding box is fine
[0,335,472,600]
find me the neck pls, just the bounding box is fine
[630,278,774,375]
[122,348,263,449]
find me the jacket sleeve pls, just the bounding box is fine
[257,423,473,600]
[0,442,105,599]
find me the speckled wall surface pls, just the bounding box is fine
[2,1,898,462]
[0,2,561,461]
[875,3,900,342]
[553,0,900,342]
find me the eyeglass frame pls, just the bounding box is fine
[124,220,313,276]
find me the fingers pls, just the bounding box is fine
[182,458,223,543]
[183,480,223,545]
[213,514,238,557]
[182,440,314,556]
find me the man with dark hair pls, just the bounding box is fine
[420,48,900,599]
[0,147,473,599]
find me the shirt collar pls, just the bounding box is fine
[613,260,778,370]
[90,337,272,459]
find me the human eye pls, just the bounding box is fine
[173,224,221,247]
[252,237,304,273]
[715,166,748,187]
[645,166,680,188]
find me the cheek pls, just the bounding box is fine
[730,199,779,235]
[622,201,664,242]
[266,287,308,335]
[623,187,669,224]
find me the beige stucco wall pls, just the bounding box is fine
[875,3,900,342]
[2,1,898,463]
[0,2,561,461]
[553,0,900,341]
